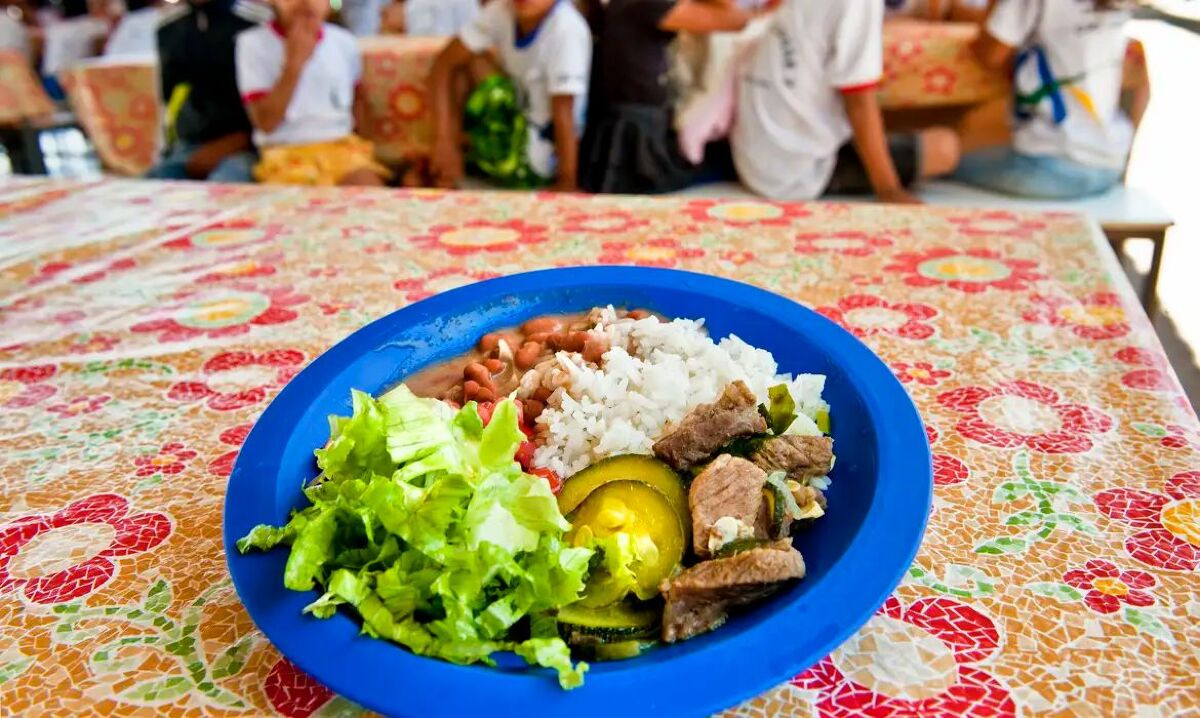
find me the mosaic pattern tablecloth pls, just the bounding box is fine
[1,178,1198,717]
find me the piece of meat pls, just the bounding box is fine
[653,381,768,470]
[689,455,767,558]
[750,435,834,481]
[661,542,806,643]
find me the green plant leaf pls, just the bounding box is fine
[144,579,172,614]
[1124,607,1173,642]
[0,657,33,684]
[970,327,1001,344]
[992,481,1030,503]
[1131,422,1168,438]
[975,536,1027,555]
[1026,582,1083,602]
[1051,513,1098,534]
[200,686,247,709]
[117,675,193,704]
[1004,510,1044,526]
[211,635,256,680]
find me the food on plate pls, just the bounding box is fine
[238,306,835,687]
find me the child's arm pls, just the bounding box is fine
[926,0,950,20]
[550,94,579,191]
[243,23,319,133]
[842,90,920,204]
[428,38,476,188]
[659,0,752,33]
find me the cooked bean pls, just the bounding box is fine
[583,337,607,364]
[522,317,562,335]
[464,363,490,385]
[516,342,543,370]
[628,309,650,320]
[478,333,501,353]
[524,399,544,420]
[533,386,552,402]
[526,332,551,344]
[463,380,481,401]
[559,331,588,353]
[483,358,504,374]
[475,386,496,402]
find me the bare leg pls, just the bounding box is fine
[339,168,387,186]
[919,127,962,178]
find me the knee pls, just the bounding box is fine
[920,127,961,178]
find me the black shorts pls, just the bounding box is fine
[823,133,922,196]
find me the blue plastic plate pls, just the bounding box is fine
[224,267,931,717]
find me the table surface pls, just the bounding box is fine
[1,178,1198,717]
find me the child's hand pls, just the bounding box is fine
[430,140,464,189]
[284,21,321,71]
[877,188,923,205]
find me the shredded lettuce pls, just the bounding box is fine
[239,385,591,688]
[762,383,798,435]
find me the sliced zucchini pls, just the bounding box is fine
[763,482,789,539]
[713,538,774,559]
[568,481,686,601]
[557,601,660,641]
[579,640,658,662]
[558,455,689,543]
[815,408,831,435]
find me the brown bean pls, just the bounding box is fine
[464,363,490,385]
[583,337,608,364]
[474,386,496,402]
[533,386,552,402]
[463,380,481,400]
[483,358,504,374]
[526,332,551,344]
[478,333,501,353]
[628,309,650,320]
[522,317,562,335]
[559,331,588,353]
[516,342,543,370]
[523,399,544,420]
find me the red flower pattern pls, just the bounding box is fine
[597,238,705,268]
[1063,559,1156,614]
[264,658,334,718]
[1094,471,1200,571]
[885,247,1045,294]
[817,294,939,341]
[0,364,58,408]
[792,596,1015,717]
[1114,346,1175,393]
[410,219,548,256]
[948,211,1047,239]
[927,425,969,486]
[0,494,171,604]
[794,231,896,257]
[561,211,649,234]
[1161,424,1200,451]
[923,66,958,95]
[393,268,501,302]
[195,258,279,284]
[131,286,308,343]
[895,361,952,387]
[167,349,305,412]
[939,381,1113,454]
[163,220,282,251]
[683,199,810,226]
[46,394,111,418]
[208,424,252,477]
[133,442,198,477]
[1023,293,1131,341]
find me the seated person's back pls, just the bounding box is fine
[104,0,161,57]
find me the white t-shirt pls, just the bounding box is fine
[236,22,361,147]
[406,0,478,36]
[104,7,160,58]
[0,15,31,62]
[42,16,109,75]
[988,0,1133,169]
[459,0,591,178]
[733,0,883,201]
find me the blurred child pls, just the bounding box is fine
[579,0,755,194]
[41,0,106,78]
[381,0,478,36]
[104,0,160,57]
[236,0,389,185]
[427,0,591,190]
[958,0,1140,198]
[732,0,960,202]
[885,0,990,23]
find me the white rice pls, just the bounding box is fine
[520,307,830,478]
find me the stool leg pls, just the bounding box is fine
[1143,231,1166,318]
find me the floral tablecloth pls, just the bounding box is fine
[1,177,1198,717]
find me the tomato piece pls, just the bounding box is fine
[530,466,562,494]
[514,441,536,470]
[476,401,495,426]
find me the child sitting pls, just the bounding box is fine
[885,0,990,23]
[958,0,1140,199]
[236,0,389,185]
[579,0,757,194]
[427,0,592,190]
[381,0,479,36]
[732,0,960,202]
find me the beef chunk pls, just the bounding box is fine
[653,381,767,470]
[750,435,834,481]
[689,455,768,558]
[661,542,806,643]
